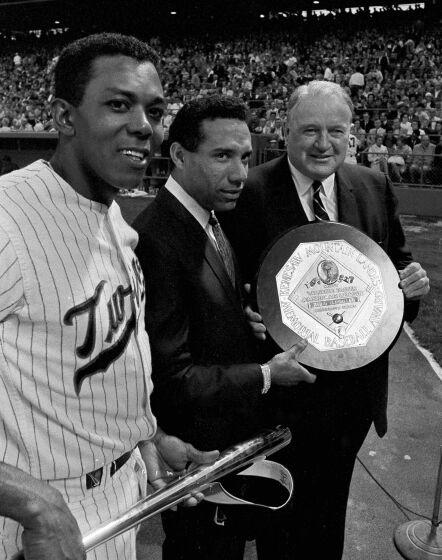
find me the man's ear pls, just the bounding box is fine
[50,98,76,136]
[169,142,187,169]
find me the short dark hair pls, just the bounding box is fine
[54,33,159,107]
[168,95,248,153]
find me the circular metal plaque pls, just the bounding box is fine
[256,221,404,371]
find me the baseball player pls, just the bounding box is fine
[0,33,217,560]
[344,130,359,165]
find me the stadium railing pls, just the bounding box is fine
[1,133,441,215]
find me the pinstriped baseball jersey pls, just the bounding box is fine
[0,159,156,481]
[1,450,148,560]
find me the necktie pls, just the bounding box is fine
[312,180,330,221]
[208,211,236,286]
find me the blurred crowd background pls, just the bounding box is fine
[0,5,440,184]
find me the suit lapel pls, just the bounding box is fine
[157,188,241,308]
[336,166,363,229]
[268,156,310,234]
[268,158,364,232]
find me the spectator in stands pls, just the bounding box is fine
[247,109,260,132]
[265,110,277,129]
[420,116,434,138]
[265,138,282,161]
[261,118,275,135]
[252,117,268,134]
[167,92,183,116]
[360,130,374,167]
[272,116,286,147]
[415,103,430,127]
[356,129,367,157]
[349,66,365,97]
[368,135,388,173]
[391,118,402,138]
[10,118,20,131]
[400,113,413,136]
[324,61,335,81]
[345,129,359,165]
[384,129,396,149]
[0,117,11,132]
[410,134,436,184]
[388,136,412,183]
[361,112,375,133]
[409,120,425,147]
[370,118,387,138]
[33,120,45,132]
[379,112,390,131]
[162,109,174,140]
[0,4,439,150]
[428,107,441,126]
[428,121,441,145]
[17,116,33,131]
[352,117,363,135]
[423,92,435,110]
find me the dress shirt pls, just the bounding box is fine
[164,175,217,246]
[287,158,338,221]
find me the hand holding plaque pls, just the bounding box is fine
[256,221,404,372]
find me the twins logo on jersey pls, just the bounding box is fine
[64,257,145,395]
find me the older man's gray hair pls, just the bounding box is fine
[288,80,354,117]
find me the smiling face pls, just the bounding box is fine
[172,118,252,212]
[61,55,165,203]
[286,94,352,181]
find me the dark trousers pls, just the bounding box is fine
[162,372,375,560]
[161,502,246,560]
[256,371,375,560]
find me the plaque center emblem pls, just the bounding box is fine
[276,239,386,351]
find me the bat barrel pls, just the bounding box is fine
[83,426,291,552]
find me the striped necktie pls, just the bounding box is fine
[312,180,330,221]
[208,211,236,286]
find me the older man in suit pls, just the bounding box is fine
[132,96,315,560]
[221,81,430,559]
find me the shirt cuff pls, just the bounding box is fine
[261,363,271,395]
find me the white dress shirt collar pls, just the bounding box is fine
[287,157,338,221]
[165,175,211,230]
[287,158,335,197]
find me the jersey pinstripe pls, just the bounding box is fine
[0,449,148,560]
[0,160,156,481]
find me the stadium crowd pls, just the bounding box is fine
[0,6,441,183]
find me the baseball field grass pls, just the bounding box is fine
[118,195,442,367]
[401,215,442,365]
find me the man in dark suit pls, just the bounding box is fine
[221,81,430,559]
[132,96,316,560]
[360,111,375,133]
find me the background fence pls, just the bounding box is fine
[1,132,441,217]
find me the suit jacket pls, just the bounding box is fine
[221,155,419,436]
[133,187,266,451]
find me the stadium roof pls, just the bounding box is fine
[0,0,428,33]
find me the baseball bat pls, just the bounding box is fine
[13,426,291,558]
